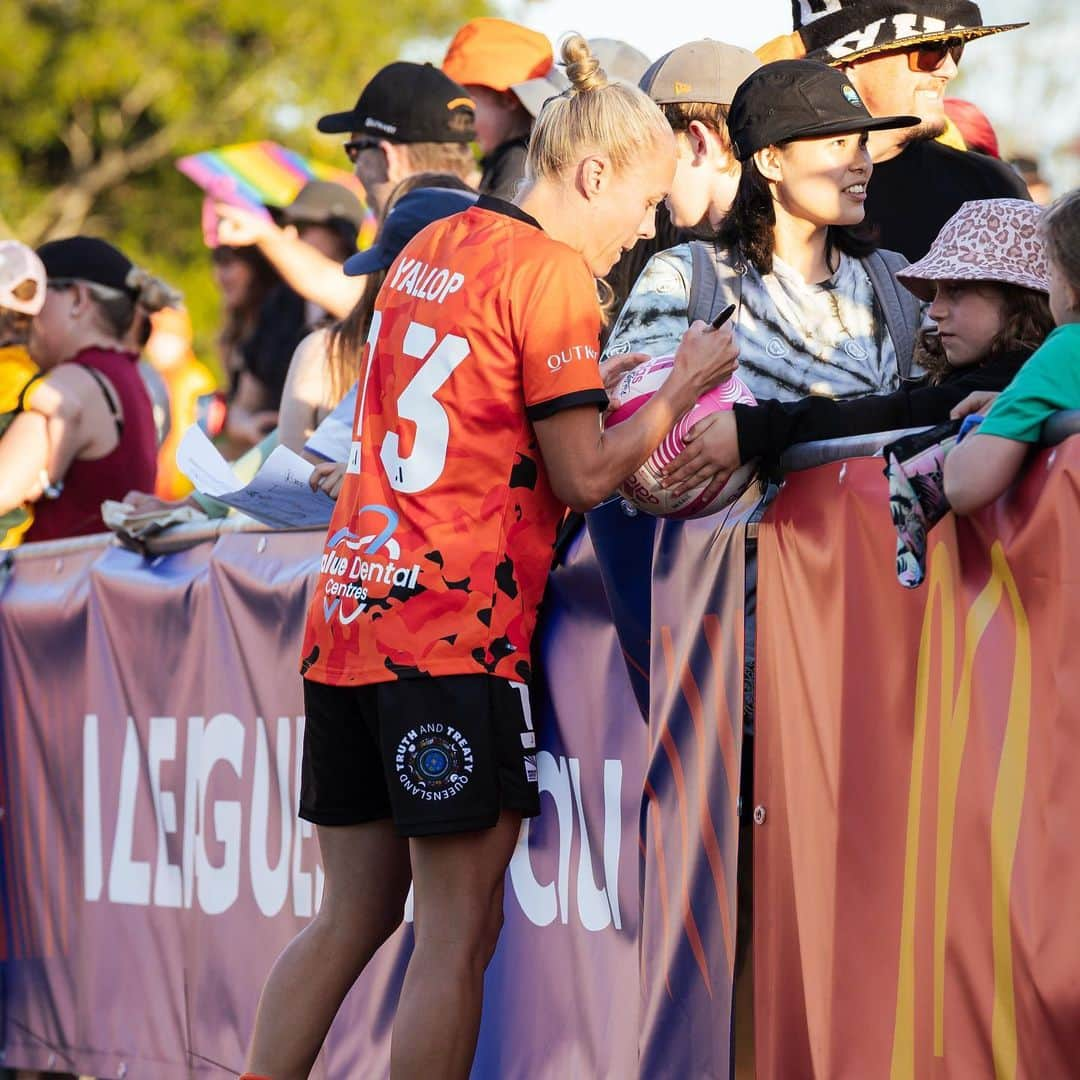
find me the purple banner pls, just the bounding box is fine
[1,526,658,1077]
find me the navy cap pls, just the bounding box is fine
[344,188,478,277]
[727,59,919,161]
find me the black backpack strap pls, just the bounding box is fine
[16,371,44,412]
[82,365,124,438]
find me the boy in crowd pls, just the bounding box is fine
[441,17,553,198]
[602,39,761,361]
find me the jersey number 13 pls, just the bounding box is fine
[359,316,471,494]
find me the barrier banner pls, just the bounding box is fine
[754,442,1080,1079]
[0,528,648,1078]
[636,509,750,1080]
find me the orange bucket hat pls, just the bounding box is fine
[442,17,553,93]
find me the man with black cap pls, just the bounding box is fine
[760,0,1030,260]
[217,61,478,319]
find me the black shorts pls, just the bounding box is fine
[300,674,541,836]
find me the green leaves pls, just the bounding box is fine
[0,0,490,362]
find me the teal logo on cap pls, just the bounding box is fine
[842,85,862,108]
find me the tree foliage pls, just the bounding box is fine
[0,0,487,367]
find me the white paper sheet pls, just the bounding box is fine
[177,426,335,529]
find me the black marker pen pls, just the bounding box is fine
[710,303,736,330]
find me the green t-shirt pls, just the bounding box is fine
[979,323,1080,442]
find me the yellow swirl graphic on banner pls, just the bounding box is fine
[891,541,1031,1080]
[988,543,1030,1080]
[891,543,954,1080]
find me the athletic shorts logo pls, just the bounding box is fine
[395,723,475,801]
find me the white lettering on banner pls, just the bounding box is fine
[508,752,623,932]
[196,713,244,915]
[250,717,292,917]
[109,716,151,905]
[149,716,182,908]
[83,714,104,902]
[83,715,619,929]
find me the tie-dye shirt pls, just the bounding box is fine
[604,242,904,402]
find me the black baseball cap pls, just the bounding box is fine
[727,59,919,161]
[37,236,136,294]
[317,61,476,144]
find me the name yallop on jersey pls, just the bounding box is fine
[320,506,422,626]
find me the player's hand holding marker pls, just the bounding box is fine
[667,306,740,407]
[659,306,742,496]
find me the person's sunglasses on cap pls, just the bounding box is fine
[906,36,965,73]
[343,137,383,163]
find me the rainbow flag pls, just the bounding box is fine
[176,140,376,249]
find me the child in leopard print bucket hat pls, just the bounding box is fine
[882,198,1055,586]
[945,187,1080,513]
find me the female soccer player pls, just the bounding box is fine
[242,35,739,1080]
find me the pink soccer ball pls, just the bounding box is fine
[604,354,758,518]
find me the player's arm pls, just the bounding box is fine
[534,322,738,511]
[943,432,1028,515]
[215,204,365,319]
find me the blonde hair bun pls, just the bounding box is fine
[125,265,182,313]
[561,33,608,93]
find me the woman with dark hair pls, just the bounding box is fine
[0,237,173,541]
[223,182,367,452]
[606,59,922,403]
[662,199,1057,492]
[212,244,279,394]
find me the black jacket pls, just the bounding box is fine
[479,136,529,200]
[866,140,1030,261]
[735,348,1032,465]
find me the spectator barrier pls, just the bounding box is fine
[2,430,1079,1077]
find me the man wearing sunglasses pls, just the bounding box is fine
[217,62,479,319]
[762,0,1030,261]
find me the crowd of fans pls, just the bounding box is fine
[2,1,1080,1077]
[0,3,1075,553]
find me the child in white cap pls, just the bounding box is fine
[0,241,47,546]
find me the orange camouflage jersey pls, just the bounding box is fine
[300,196,608,687]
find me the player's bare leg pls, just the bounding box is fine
[245,820,411,1080]
[389,810,522,1080]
